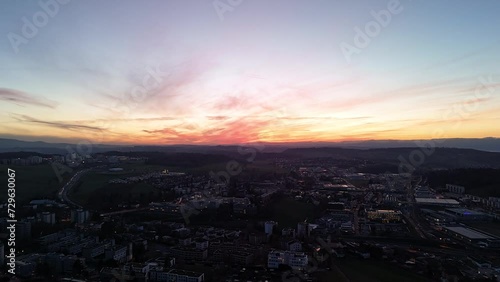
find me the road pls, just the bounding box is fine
[352,204,360,235]
[405,175,426,239]
[100,207,149,217]
[58,168,93,208]
[343,178,360,235]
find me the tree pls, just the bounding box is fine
[133,243,146,260]
[73,259,83,275]
[35,262,53,278]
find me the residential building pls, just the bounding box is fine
[41,212,56,225]
[265,221,277,236]
[168,247,207,261]
[447,184,465,194]
[149,269,205,282]
[268,250,308,270]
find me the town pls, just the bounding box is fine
[1,150,499,281]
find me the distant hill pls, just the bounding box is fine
[280,147,500,169]
[271,138,500,152]
[1,137,500,170]
[0,151,54,158]
[0,138,127,154]
[0,138,284,155]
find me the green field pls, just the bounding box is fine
[0,164,69,204]
[336,258,430,282]
[104,163,172,174]
[176,158,287,178]
[84,182,158,210]
[241,159,288,176]
[70,173,119,204]
[69,167,160,210]
[269,197,319,228]
[314,269,350,282]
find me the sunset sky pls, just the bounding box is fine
[1,0,499,145]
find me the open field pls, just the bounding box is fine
[313,269,350,282]
[69,167,160,210]
[241,159,288,176]
[0,164,69,204]
[269,197,319,228]
[177,158,286,176]
[182,162,228,176]
[84,182,158,210]
[102,163,171,174]
[70,173,121,204]
[336,258,430,282]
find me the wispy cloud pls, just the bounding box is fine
[13,115,105,132]
[0,88,58,108]
[90,54,217,118]
[206,115,230,121]
[71,116,179,123]
[213,95,249,111]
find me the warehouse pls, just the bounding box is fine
[415,198,460,206]
[444,208,490,221]
[443,226,495,243]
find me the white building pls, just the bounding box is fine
[83,240,114,259]
[105,245,128,262]
[72,209,90,224]
[447,184,465,194]
[149,269,205,282]
[28,156,43,164]
[268,251,285,268]
[287,240,302,252]
[41,212,56,225]
[340,221,354,232]
[487,197,500,209]
[195,239,209,250]
[268,250,308,270]
[297,222,310,238]
[265,221,277,236]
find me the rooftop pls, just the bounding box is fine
[415,198,460,205]
[444,226,494,240]
[168,269,204,277]
[446,208,487,216]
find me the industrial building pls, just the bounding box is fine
[444,208,490,222]
[415,198,460,206]
[443,226,496,243]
